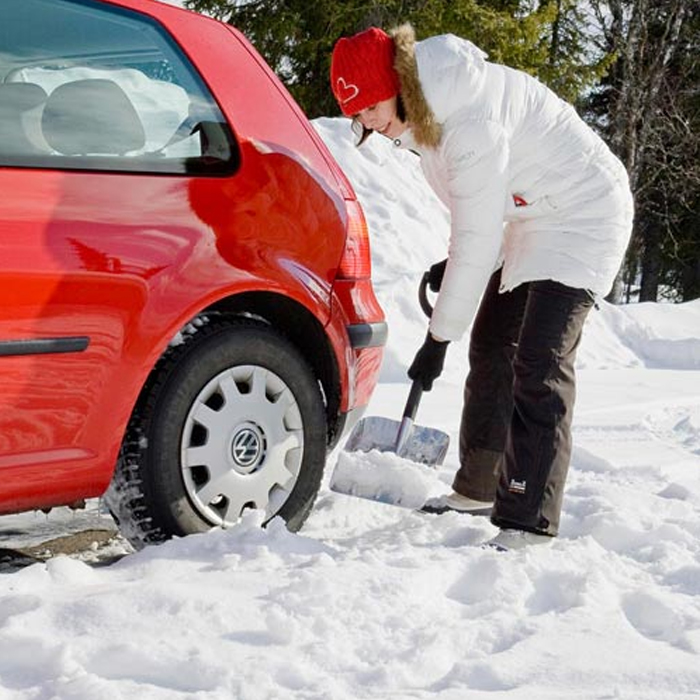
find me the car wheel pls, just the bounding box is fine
[105,318,326,548]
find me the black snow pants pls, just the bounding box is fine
[452,268,594,536]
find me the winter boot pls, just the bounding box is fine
[422,491,493,515]
[484,528,553,551]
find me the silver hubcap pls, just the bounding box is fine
[181,365,304,526]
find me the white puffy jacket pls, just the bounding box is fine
[391,27,634,342]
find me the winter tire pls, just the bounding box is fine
[106,319,326,548]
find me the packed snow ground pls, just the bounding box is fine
[1,117,700,699]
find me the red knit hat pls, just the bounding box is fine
[331,27,401,116]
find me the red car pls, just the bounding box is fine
[0,0,386,546]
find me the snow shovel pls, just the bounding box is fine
[329,271,450,507]
[342,270,449,466]
[341,379,449,466]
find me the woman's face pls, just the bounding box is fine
[356,96,406,139]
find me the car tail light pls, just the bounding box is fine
[338,199,371,279]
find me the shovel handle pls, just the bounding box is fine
[403,379,423,421]
[395,380,423,455]
[419,272,434,319]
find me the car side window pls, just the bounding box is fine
[0,0,239,175]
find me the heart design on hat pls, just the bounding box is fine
[336,77,360,106]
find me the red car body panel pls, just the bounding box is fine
[0,0,385,514]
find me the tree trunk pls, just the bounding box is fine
[681,258,700,303]
[639,226,661,301]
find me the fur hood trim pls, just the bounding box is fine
[390,23,442,149]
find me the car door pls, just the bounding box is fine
[0,0,239,510]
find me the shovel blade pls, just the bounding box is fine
[344,416,449,466]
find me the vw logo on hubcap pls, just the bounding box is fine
[231,426,262,469]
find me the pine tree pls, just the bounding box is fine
[585,0,698,301]
[186,0,607,118]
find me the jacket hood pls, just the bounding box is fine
[390,23,442,149]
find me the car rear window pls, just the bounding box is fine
[0,0,239,175]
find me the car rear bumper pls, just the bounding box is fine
[327,279,386,418]
[347,321,388,349]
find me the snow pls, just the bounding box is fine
[331,449,439,509]
[15,66,191,153]
[1,116,700,698]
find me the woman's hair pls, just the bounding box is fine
[351,94,407,146]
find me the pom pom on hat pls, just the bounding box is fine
[330,27,401,116]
